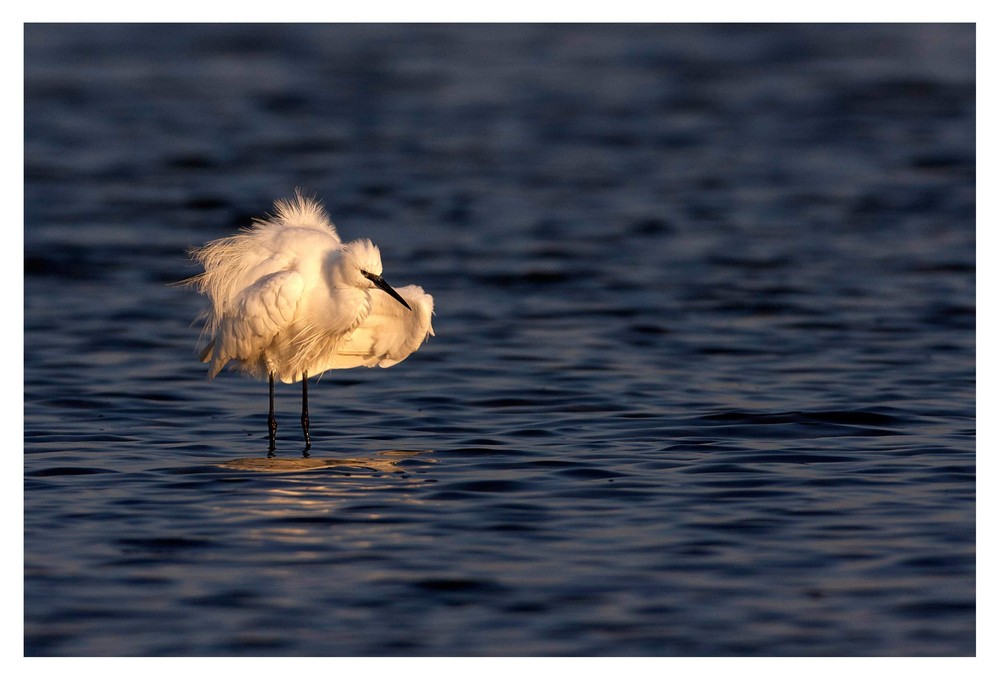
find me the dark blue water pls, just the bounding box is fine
[24,24,975,656]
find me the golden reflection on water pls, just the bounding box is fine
[216,450,436,549]
[220,450,432,474]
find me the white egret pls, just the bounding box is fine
[184,191,434,453]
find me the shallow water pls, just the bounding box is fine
[24,24,975,655]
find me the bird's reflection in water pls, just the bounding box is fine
[221,450,432,474]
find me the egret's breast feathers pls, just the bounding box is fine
[331,286,434,368]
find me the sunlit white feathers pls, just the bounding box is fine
[185,192,434,384]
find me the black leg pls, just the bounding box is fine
[268,372,277,456]
[301,370,312,454]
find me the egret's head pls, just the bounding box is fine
[343,239,383,279]
[342,239,411,310]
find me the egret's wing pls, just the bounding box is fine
[205,269,305,377]
[186,192,340,325]
[331,285,435,369]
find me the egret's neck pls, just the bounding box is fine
[340,287,373,334]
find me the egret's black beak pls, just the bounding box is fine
[363,271,412,310]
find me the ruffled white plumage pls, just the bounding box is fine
[185,192,434,383]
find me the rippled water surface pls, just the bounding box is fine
[24,24,975,655]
